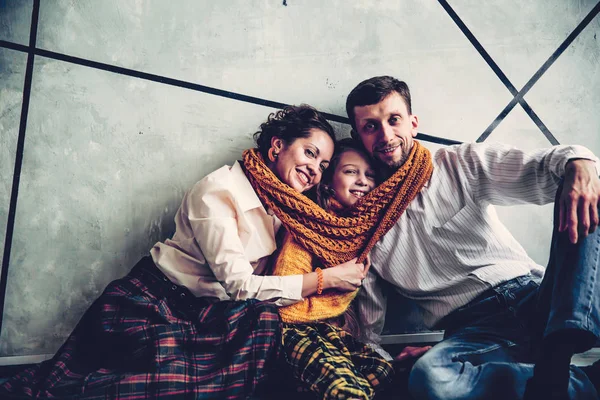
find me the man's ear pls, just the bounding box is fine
[410,115,419,138]
[350,129,360,141]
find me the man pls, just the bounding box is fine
[347,75,600,399]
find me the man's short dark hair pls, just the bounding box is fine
[345,76,412,131]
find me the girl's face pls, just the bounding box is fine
[330,149,376,207]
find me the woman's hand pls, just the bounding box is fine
[322,258,366,292]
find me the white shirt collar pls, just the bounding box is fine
[230,161,264,212]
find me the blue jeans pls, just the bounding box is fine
[408,199,600,400]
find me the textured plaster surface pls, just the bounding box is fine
[491,12,600,267]
[447,0,599,89]
[0,48,25,298]
[0,1,599,355]
[35,0,513,142]
[526,13,600,154]
[0,58,276,355]
[0,0,32,45]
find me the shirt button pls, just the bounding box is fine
[171,285,177,291]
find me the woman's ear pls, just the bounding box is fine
[268,137,284,162]
[270,136,284,152]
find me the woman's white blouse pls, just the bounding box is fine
[151,161,303,306]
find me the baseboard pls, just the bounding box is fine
[0,354,53,366]
[380,331,444,345]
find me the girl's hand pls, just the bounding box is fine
[322,258,366,292]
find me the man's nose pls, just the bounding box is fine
[379,123,394,142]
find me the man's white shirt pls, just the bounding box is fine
[358,142,600,351]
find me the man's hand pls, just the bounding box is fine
[559,159,600,243]
[395,346,432,363]
[391,345,432,372]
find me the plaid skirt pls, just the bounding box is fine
[0,256,281,399]
[278,323,394,400]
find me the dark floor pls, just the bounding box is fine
[1,349,599,398]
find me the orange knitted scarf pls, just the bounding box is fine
[242,140,433,268]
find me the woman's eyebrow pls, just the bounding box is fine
[307,142,320,155]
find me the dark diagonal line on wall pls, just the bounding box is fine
[0,40,461,146]
[438,0,517,94]
[415,133,461,146]
[477,1,600,142]
[0,40,28,53]
[0,0,40,336]
[438,0,558,144]
[39,48,295,116]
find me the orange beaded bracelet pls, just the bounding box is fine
[315,267,324,295]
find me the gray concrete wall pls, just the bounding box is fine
[0,0,599,356]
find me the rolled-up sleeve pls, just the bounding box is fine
[440,142,600,206]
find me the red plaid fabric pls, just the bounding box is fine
[0,257,281,399]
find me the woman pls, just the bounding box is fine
[0,105,367,399]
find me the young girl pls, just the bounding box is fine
[270,138,392,400]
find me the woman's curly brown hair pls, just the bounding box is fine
[253,104,336,160]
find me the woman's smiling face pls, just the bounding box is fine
[271,128,334,193]
[330,149,376,207]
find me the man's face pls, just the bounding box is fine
[353,92,418,170]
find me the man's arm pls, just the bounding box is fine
[443,142,600,243]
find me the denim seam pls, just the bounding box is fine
[583,234,600,333]
[451,341,518,361]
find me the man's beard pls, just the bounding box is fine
[373,153,408,179]
[381,149,410,167]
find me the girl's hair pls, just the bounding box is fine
[253,104,336,160]
[316,137,376,209]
